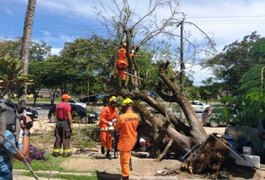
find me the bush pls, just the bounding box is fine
[29,145,46,161]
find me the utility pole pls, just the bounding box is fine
[179,20,185,90]
[260,66,265,99]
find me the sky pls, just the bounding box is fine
[1,0,265,85]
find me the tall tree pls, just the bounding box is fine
[97,0,216,163]
[19,0,37,103]
[203,32,264,95]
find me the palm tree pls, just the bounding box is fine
[19,0,37,102]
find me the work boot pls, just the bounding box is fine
[106,150,112,160]
[122,176,129,180]
[101,147,105,154]
[129,158,133,171]
[52,152,60,157]
[62,152,72,157]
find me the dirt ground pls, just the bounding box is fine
[30,116,265,179]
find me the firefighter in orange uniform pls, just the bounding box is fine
[116,43,128,81]
[99,96,119,159]
[114,98,139,180]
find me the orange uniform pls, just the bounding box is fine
[99,105,119,151]
[115,109,139,177]
[116,47,128,81]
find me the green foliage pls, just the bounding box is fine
[30,41,52,61]
[0,40,20,59]
[71,125,99,148]
[250,38,265,60]
[0,54,33,97]
[239,64,262,94]
[220,95,234,105]
[187,86,200,100]
[204,32,263,95]
[58,36,117,94]
[0,39,51,62]
[233,65,265,124]
[211,106,233,123]
[0,39,51,98]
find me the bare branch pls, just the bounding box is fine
[184,21,217,52]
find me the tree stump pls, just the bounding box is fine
[181,134,229,174]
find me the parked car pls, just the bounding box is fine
[224,119,265,160]
[68,99,87,109]
[0,98,38,121]
[201,105,235,127]
[79,95,98,104]
[79,94,109,105]
[189,100,210,113]
[47,104,97,124]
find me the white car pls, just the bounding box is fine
[189,100,210,113]
[68,99,87,109]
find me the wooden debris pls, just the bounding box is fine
[180,134,229,174]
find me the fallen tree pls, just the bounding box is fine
[99,0,225,174]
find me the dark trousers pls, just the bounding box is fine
[53,121,71,150]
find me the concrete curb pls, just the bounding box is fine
[13,169,177,180]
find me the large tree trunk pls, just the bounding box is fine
[19,0,36,103]
[118,61,207,156]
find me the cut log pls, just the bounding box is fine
[180,134,229,174]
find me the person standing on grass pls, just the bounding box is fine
[114,98,139,180]
[52,94,73,157]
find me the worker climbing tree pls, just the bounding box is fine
[115,42,128,85]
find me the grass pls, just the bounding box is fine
[13,154,65,171]
[13,154,97,179]
[13,125,101,179]
[21,171,97,180]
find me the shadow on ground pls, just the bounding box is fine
[96,171,122,180]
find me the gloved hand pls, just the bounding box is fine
[108,121,113,126]
[108,126,114,131]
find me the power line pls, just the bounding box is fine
[188,15,265,19]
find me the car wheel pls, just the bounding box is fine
[81,116,88,124]
[87,117,94,124]
[210,121,219,127]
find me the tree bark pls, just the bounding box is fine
[181,134,229,174]
[19,0,37,103]
[118,60,208,156]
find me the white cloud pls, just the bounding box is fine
[36,0,107,19]
[51,47,62,55]
[58,35,74,44]
[186,63,213,86]
[3,8,13,15]
[181,0,265,52]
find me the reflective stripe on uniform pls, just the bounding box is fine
[63,148,72,154]
[53,148,61,153]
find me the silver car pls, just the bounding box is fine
[189,100,210,113]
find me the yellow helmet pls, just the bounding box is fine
[122,98,134,106]
[122,42,127,47]
[109,96,117,103]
